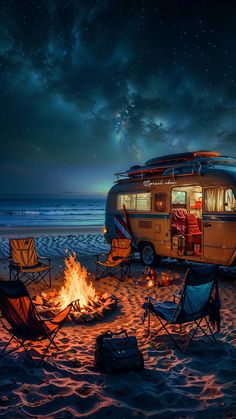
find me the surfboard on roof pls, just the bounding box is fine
[116,151,236,178]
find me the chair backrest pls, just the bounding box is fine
[107,238,132,262]
[0,280,46,336]
[9,238,38,267]
[172,209,187,234]
[176,264,218,323]
[172,208,187,221]
[186,213,201,235]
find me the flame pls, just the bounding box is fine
[148,280,154,288]
[55,253,98,310]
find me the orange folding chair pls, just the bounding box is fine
[9,237,52,287]
[0,280,72,366]
[95,238,133,282]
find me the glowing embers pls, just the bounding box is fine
[33,253,117,323]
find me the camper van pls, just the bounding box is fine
[105,151,236,267]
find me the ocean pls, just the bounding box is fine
[0,198,106,227]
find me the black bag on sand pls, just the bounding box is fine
[94,329,144,373]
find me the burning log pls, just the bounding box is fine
[33,253,118,324]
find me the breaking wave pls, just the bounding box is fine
[0,199,106,227]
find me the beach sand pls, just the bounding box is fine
[0,227,235,418]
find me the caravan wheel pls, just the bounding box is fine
[140,243,160,267]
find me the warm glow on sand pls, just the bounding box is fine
[147,279,154,288]
[55,253,98,310]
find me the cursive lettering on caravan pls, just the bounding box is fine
[143,179,177,187]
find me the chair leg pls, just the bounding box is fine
[51,339,59,351]
[146,312,217,353]
[49,269,52,288]
[38,342,54,367]
[204,317,217,343]
[95,264,107,281]
[19,333,60,367]
[148,313,182,350]
[120,266,125,282]
[0,335,15,357]
[119,267,122,282]
[147,309,151,336]
[184,318,204,352]
[147,309,165,337]
[158,317,184,351]
[190,317,216,345]
[128,262,131,278]
[119,264,130,282]
[0,335,26,358]
[21,342,36,362]
[38,331,60,367]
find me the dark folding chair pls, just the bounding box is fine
[95,238,133,282]
[9,237,52,288]
[142,264,219,352]
[0,280,72,366]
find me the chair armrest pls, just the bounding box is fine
[35,303,72,326]
[112,256,128,261]
[129,252,136,261]
[173,293,181,302]
[38,256,52,264]
[96,253,108,261]
[8,259,20,266]
[112,256,123,261]
[49,303,73,324]
[0,257,9,263]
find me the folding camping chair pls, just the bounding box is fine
[0,280,72,366]
[142,264,219,352]
[95,238,133,282]
[9,237,52,287]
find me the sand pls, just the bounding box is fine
[0,227,235,418]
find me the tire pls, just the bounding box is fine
[140,243,160,267]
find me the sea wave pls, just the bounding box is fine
[0,210,105,216]
[0,198,106,227]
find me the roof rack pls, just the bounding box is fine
[145,151,221,167]
[163,160,203,177]
[114,151,236,182]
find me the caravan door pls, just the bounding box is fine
[153,192,171,256]
[203,187,236,265]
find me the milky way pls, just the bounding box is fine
[0,0,236,196]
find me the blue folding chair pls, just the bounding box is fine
[142,265,219,352]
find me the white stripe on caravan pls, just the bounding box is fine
[114,216,132,239]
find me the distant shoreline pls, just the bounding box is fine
[0,225,104,236]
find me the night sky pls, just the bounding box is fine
[1,0,236,198]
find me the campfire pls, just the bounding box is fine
[34,253,117,323]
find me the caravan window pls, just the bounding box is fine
[205,188,236,212]
[117,193,151,211]
[172,190,187,208]
[225,189,236,211]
